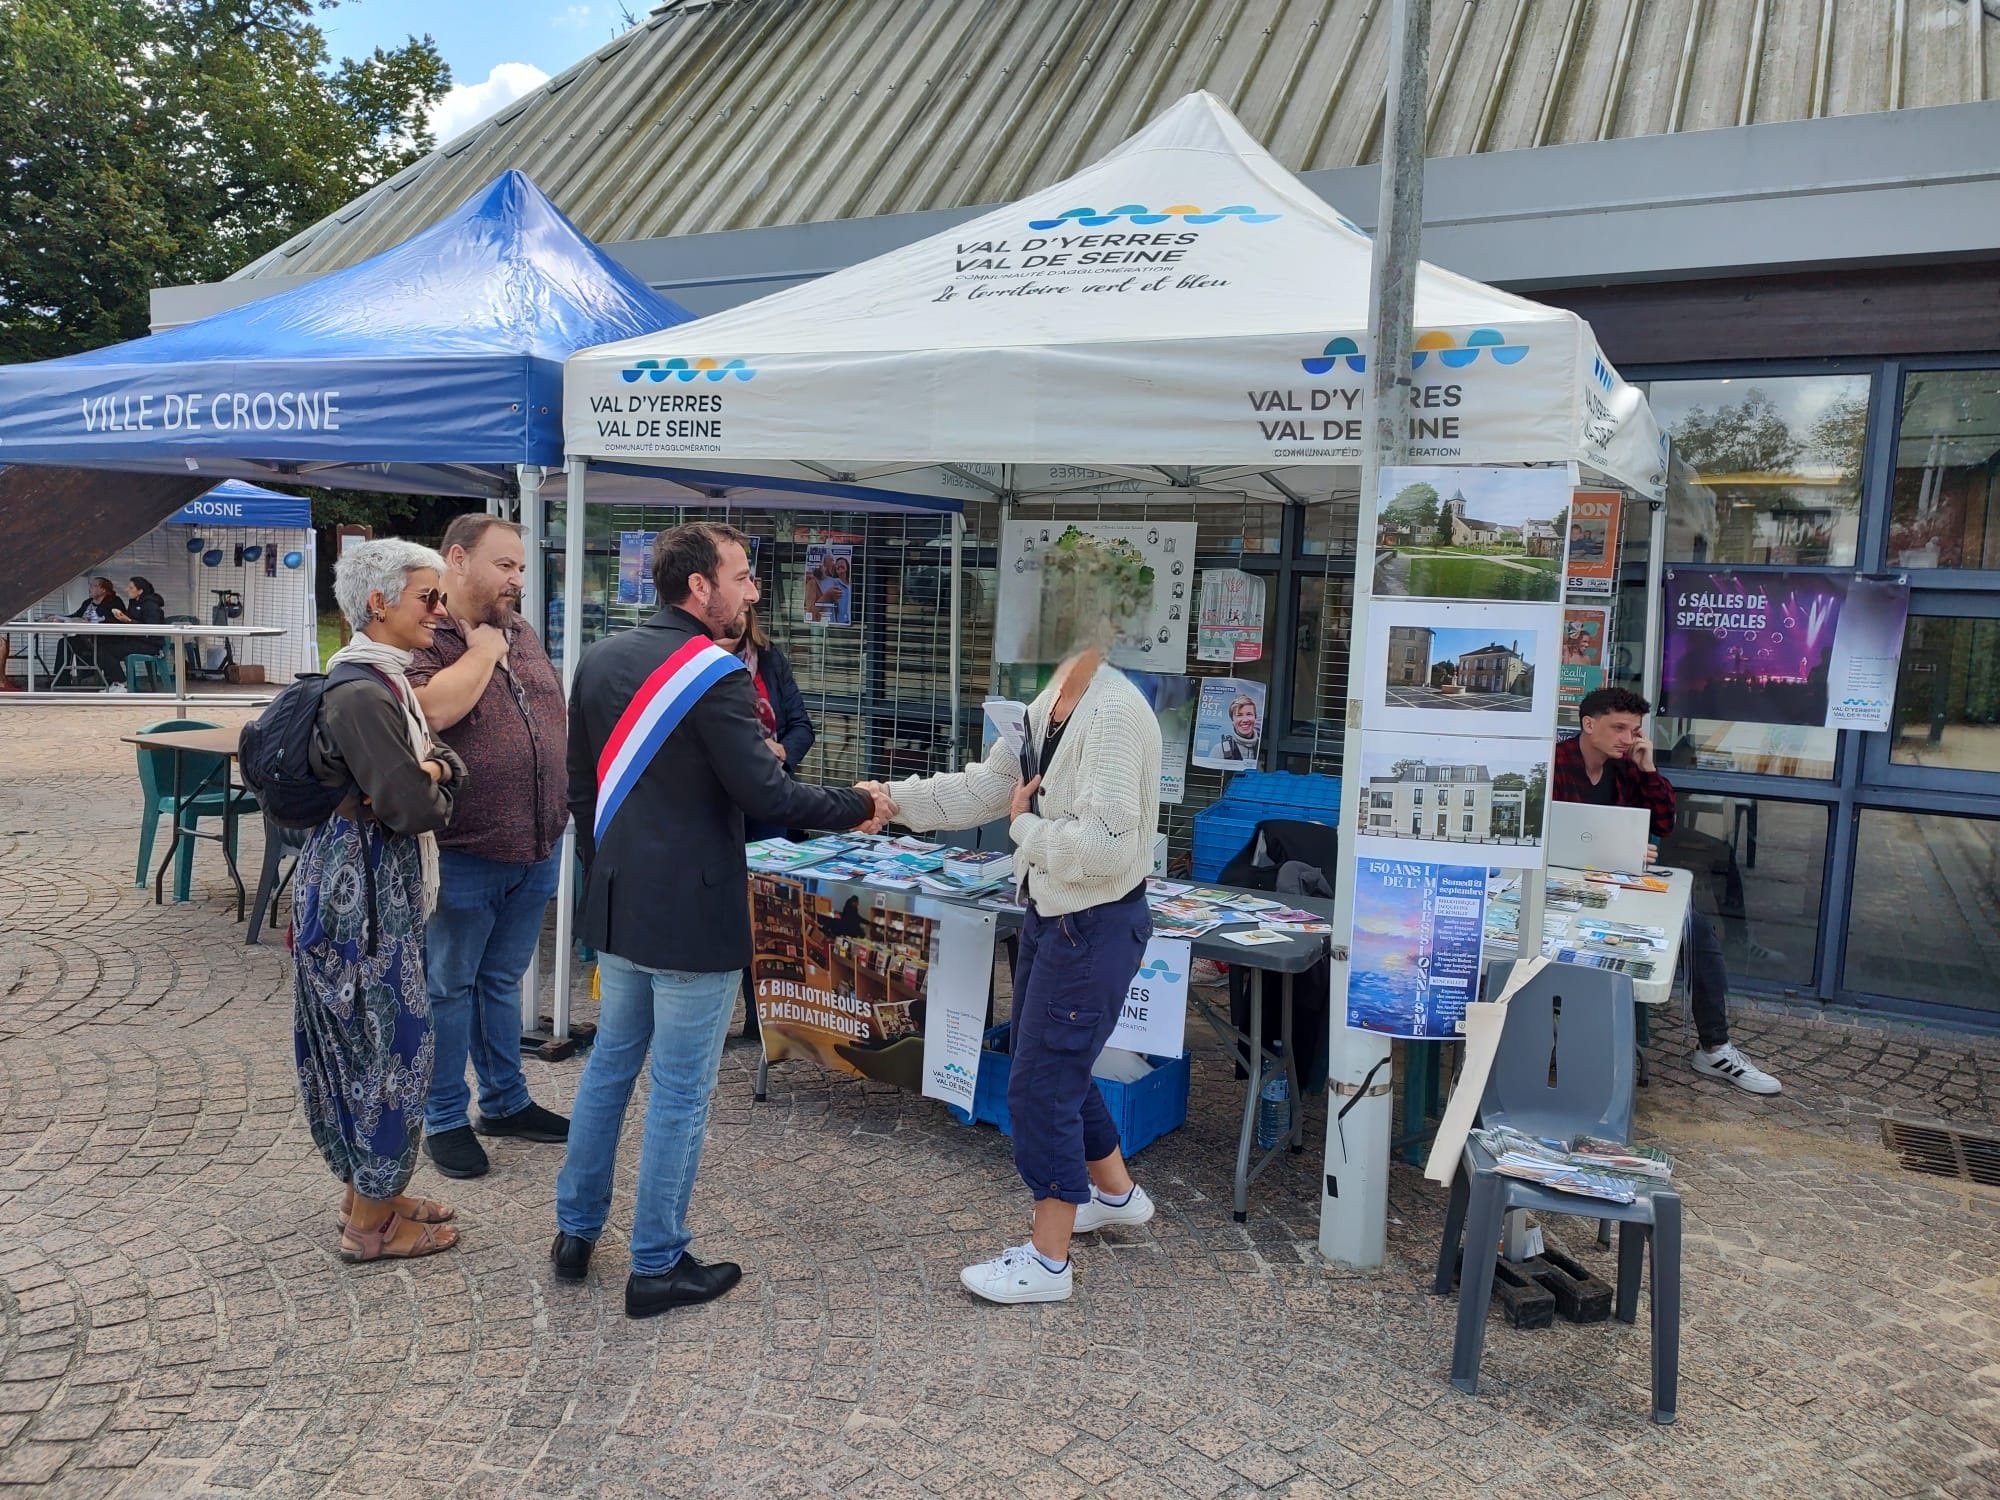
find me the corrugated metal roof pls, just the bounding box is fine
[234,0,2000,279]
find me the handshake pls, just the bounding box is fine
[852,781,901,834]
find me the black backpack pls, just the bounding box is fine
[238,663,383,828]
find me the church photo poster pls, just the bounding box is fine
[1371,464,1573,603]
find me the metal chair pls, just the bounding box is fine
[1431,959,1682,1423]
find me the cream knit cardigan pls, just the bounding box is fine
[890,666,1162,917]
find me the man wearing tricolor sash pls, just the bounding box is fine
[553,523,890,1318]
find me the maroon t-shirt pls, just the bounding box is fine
[409,616,569,864]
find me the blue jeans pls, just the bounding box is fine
[424,848,561,1135]
[554,953,738,1276]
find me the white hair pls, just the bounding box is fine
[333,538,448,630]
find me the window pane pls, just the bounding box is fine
[1650,374,1870,566]
[1846,811,2000,1012]
[1288,573,1352,739]
[1659,796,1826,990]
[1889,367,2000,569]
[1889,615,2000,772]
[1657,716,1838,779]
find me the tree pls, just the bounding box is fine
[1668,388,1802,476]
[1380,481,1440,534]
[0,0,449,362]
[1809,391,1869,482]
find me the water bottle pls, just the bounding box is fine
[1256,1067,1292,1150]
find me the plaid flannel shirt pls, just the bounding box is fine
[1552,734,1675,846]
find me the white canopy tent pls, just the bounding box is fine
[555,92,1668,1246]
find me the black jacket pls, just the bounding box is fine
[567,605,872,971]
[759,643,816,770]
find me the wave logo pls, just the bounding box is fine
[1590,355,1615,391]
[940,1062,974,1082]
[1027,203,1280,229]
[1412,329,1529,369]
[621,357,756,384]
[1302,336,1368,375]
[1136,957,1184,985]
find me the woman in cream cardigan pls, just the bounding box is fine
[881,644,1162,1304]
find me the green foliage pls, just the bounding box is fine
[1669,388,1803,476]
[0,0,449,361]
[1380,481,1440,532]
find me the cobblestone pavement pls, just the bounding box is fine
[2,705,1998,1498]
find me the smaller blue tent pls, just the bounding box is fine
[0,172,691,497]
[162,478,312,529]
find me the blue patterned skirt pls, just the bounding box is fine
[291,814,435,1200]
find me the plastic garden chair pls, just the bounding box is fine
[133,718,258,901]
[246,811,309,944]
[123,650,174,693]
[1431,959,1682,1423]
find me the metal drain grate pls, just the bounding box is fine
[1882,1119,2000,1188]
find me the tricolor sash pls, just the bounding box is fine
[594,636,746,842]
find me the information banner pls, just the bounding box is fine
[921,905,1000,1110]
[1565,490,1622,596]
[750,874,995,1093]
[1663,568,1911,731]
[1346,857,1488,1040]
[1109,938,1191,1056]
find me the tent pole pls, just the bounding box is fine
[522,466,547,646]
[551,460,588,1043]
[516,463,545,1037]
[989,476,1012,700]
[1642,489,1666,709]
[948,511,964,771]
[1319,0,1432,1273]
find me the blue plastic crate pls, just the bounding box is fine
[1190,772,1341,880]
[948,1023,1191,1158]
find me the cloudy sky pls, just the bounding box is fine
[317,1,629,148]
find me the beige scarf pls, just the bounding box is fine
[327,635,441,917]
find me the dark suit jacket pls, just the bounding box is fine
[567,605,872,972]
[759,643,815,770]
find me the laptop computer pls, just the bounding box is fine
[1546,802,1650,872]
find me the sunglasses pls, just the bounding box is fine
[413,587,449,612]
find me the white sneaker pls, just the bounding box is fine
[1692,1043,1782,1095]
[1072,1184,1155,1235]
[959,1243,1072,1304]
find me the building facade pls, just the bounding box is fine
[1457,643,1528,695]
[183,0,2000,1030]
[1386,626,1434,687]
[1366,763,1529,843]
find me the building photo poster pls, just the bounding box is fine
[1196,568,1267,662]
[1353,729,1550,869]
[1347,857,1488,1040]
[1565,490,1623,596]
[1662,568,1911,731]
[1362,597,1563,738]
[1192,677,1266,770]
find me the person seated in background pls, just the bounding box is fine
[1554,686,1781,1096]
[102,576,168,684]
[52,577,123,685]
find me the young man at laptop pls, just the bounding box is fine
[1555,687,1781,1095]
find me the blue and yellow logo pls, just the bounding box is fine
[1411,329,1528,369]
[1136,957,1184,985]
[1302,337,1367,375]
[1027,203,1280,230]
[621,357,755,384]
[1299,328,1530,376]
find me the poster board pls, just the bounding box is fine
[996,519,1196,670]
[1662,568,1911,731]
[1564,490,1622,596]
[750,874,994,1094]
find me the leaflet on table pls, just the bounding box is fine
[1547,947,1656,980]
[1572,919,1669,953]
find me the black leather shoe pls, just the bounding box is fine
[625,1254,743,1318]
[424,1126,489,1179]
[550,1232,593,1282]
[476,1101,570,1143]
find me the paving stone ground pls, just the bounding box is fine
[2,703,1999,1498]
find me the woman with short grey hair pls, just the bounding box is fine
[294,538,470,1261]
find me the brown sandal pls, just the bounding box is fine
[337,1195,455,1231]
[338,1213,458,1263]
